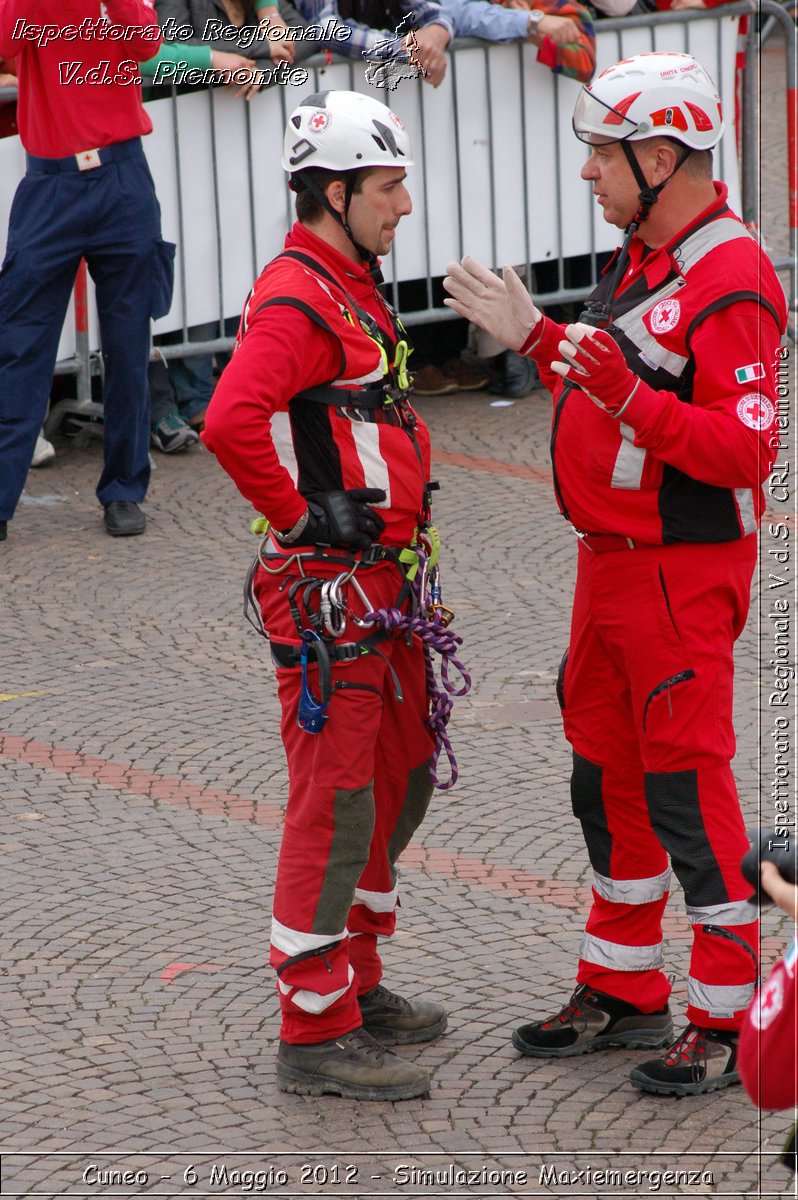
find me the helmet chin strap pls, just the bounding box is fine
[292,171,384,285]
[620,139,692,226]
[578,140,692,329]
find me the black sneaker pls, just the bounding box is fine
[0,520,7,542]
[103,501,146,537]
[630,1024,740,1096]
[488,350,540,398]
[358,983,447,1045]
[151,413,199,453]
[512,984,674,1058]
[276,1026,430,1100]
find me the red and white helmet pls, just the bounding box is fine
[572,52,724,150]
[282,90,413,176]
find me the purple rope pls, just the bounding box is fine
[363,604,472,791]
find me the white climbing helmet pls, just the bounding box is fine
[282,90,414,176]
[572,52,724,150]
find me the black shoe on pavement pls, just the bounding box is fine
[276,1026,431,1100]
[512,983,674,1058]
[358,983,447,1045]
[103,501,146,537]
[0,520,7,542]
[488,350,540,398]
[630,1024,740,1096]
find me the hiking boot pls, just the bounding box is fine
[630,1024,740,1096]
[358,983,447,1045]
[410,364,459,396]
[276,1026,430,1101]
[512,984,674,1058]
[441,357,491,391]
[104,501,146,537]
[488,350,540,398]
[151,413,199,453]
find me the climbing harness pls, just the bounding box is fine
[243,524,471,791]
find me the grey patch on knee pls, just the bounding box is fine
[388,760,434,872]
[312,783,376,935]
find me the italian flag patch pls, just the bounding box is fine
[735,362,765,384]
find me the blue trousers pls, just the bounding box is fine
[0,138,175,520]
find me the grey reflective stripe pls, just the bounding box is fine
[688,977,755,1017]
[610,423,648,490]
[674,218,754,275]
[734,488,758,536]
[593,868,671,905]
[686,898,759,926]
[580,933,664,972]
[614,284,689,378]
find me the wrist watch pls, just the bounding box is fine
[275,508,309,544]
[527,9,544,33]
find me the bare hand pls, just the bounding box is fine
[410,23,450,87]
[259,14,295,64]
[443,257,542,351]
[534,14,582,44]
[761,861,798,922]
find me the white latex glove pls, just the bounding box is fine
[443,257,542,351]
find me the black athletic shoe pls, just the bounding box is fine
[358,983,447,1045]
[276,1026,430,1101]
[103,501,146,537]
[0,520,7,542]
[512,983,674,1058]
[630,1024,740,1096]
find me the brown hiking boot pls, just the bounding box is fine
[630,1024,740,1096]
[512,984,673,1058]
[276,1027,430,1100]
[358,983,448,1045]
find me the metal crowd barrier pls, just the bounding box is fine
[0,1,791,425]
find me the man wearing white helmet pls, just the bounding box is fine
[444,53,787,1096]
[203,90,449,1101]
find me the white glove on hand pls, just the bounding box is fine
[443,257,542,351]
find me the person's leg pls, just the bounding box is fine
[85,152,172,509]
[513,547,674,1058]
[0,173,83,525]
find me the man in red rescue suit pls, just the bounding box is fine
[444,52,787,1096]
[202,90,448,1101]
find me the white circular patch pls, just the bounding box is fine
[751,974,783,1030]
[308,110,331,133]
[648,298,681,334]
[737,392,775,431]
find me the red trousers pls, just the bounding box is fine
[255,555,435,1044]
[560,536,759,1030]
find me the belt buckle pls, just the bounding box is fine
[572,526,594,552]
[76,148,102,171]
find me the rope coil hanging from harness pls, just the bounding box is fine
[357,539,472,791]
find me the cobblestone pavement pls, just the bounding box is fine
[1,35,797,1200]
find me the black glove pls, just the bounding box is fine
[279,489,387,550]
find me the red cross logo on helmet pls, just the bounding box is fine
[308,111,331,133]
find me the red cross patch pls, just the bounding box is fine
[649,297,681,334]
[308,111,331,133]
[737,392,775,431]
[751,973,784,1029]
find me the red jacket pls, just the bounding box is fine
[0,0,160,157]
[530,184,787,545]
[203,222,432,549]
[739,939,798,1110]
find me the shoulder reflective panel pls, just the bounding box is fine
[674,217,755,276]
